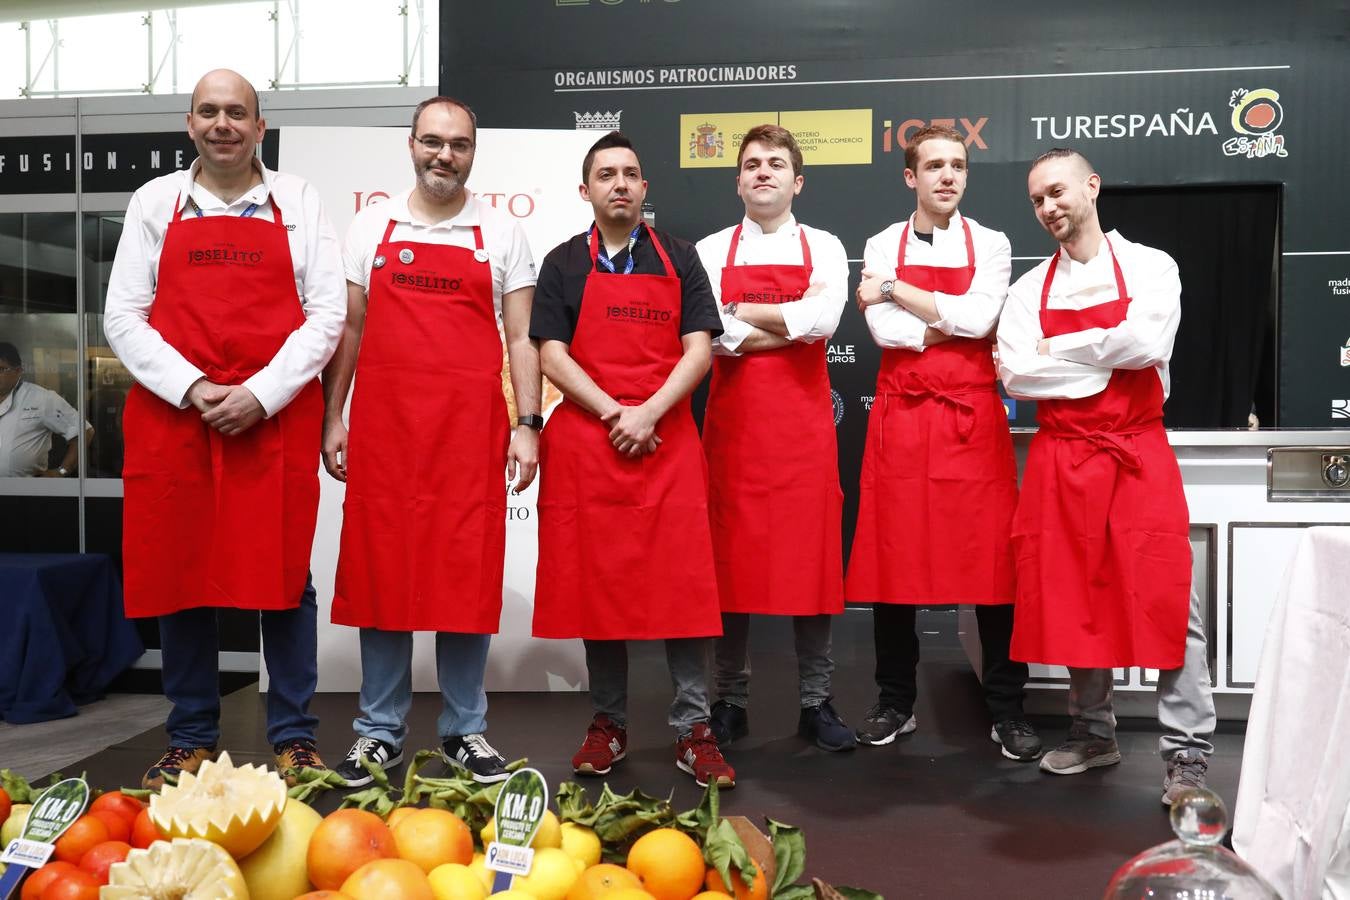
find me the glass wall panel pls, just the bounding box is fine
[83,211,131,479]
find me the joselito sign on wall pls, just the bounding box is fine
[278,126,597,692]
[441,0,1350,551]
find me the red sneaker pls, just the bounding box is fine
[675,722,736,789]
[572,714,628,776]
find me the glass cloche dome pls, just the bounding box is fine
[1103,788,1282,899]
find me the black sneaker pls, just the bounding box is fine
[990,719,1043,762]
[443,733,510,783]
[798,700,857,752]
[855,703,916,746]
[709,700,749,746]
[335,736,402,788]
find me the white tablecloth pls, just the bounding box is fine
[1233,525,1350,900]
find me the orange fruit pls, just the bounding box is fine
[625,829,705,900]
[568,863,643,899]
[340,857,435,900]
[89,809,132,844]
[294,893,355,899]
[387,807,418,830]
[129,806,165,849]
[41,868,101,900]
[392,808,473,873]
[78,840,132,884]
[20,862,79,900]
[692,894,729,900]
[307,809,398,891]
[89,792,144,826]
[703,865,768,900]
[52,815,110,865]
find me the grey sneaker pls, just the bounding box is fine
[1038,721,1121,775]
[1161,751,1209,806]
[855,703,916,746]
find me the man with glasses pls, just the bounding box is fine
[0,342,93,478]
[105,69,345,789]
[323,95,540,785]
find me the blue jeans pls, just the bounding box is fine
[160,575,319,748]
[353,628,491,748]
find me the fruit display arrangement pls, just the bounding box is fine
[0,754,881,900]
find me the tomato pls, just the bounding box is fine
[19,862,78,900]
[51,816,110,865]
[88,792,143,826]
[40,868,100,900]
[129,807,164,849]
[77,840,132,884]
[87,809,131,844]
[0,787,11,824]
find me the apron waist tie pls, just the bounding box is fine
[878,373,985,445]
[1048,429,1145,471]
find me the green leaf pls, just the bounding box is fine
[702,819,757,891]
[400,749,440,800]
[832,887,885,900]
[772,885,815,900]
[119,788,154,802]
[767,818,806,892]
[1,770,35,804]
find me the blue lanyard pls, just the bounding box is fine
[596,225,641,275]
[188,196,260,218]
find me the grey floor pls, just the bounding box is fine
[0,693,172,781]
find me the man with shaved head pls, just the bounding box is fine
[106,68,345,789]
[998,148,1216,805]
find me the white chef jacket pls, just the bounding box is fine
[0,380,86,476]
[104,158,346,417]
[343,189,536,319]
[997,229,1180,401]
[696,216,849,356]
[861,211,1012,351]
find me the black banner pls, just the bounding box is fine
[0,131,281,194]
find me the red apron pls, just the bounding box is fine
[702,225,843,615]
[533,227,721,640]
[121,197,321,617]
[1009,238,1190,669]
[332,222,508,632]
[844,218,1017,605]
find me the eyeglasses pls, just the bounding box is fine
[0,366,18,374]
[414,135,475,156]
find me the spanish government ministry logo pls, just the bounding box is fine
[574,111,622,131]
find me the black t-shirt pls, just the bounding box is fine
[529,224,723,344]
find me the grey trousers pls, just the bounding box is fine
[583,638,711,735]
[713,613,834,709]
[1067,587,1217,759]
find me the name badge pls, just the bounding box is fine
[398,248,415,265]
[474,248,490,263]
[372,255,386,269]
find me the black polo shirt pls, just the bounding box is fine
[529,224,723,344]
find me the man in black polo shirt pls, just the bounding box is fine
[529,131,735,788]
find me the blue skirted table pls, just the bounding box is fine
[0,552,144,724]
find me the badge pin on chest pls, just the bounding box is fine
[398,248,415,265]
[474,248,490,263]
[372,255,386,269]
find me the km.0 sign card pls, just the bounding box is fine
[0,778,90,899]
[486,768,549,894]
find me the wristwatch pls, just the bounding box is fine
[517,414,545,431]
[879,279,895,301]
[723,301,740,319]
[57,466,69,477]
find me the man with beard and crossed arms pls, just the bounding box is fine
[848,124,1042,762]
[998,148,1215,804]
[695,124,854,752]
[322,96,540,785]
[530,131,735,788]
[105,69,345,788]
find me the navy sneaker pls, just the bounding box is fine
[798,700,857,752]
[709,699,749,745]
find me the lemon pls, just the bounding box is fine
[150,751,288,858]
[512,847,579,900]
[428,862,488,900]
[469,853,492,891]
[103,837,249,899]
[1,805,30,846]
[559,823,601,868]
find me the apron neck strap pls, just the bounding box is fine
[898,215,974,268]
[723,223,814,273]
[1040,235,1130,313]
[590,224,674,276]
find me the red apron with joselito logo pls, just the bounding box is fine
[702,225,843,615]
[844,218,1018,605]
[1009,238,1190,668]
[333,222,508,632]
[121,197,321,617]
[533,227,721,640]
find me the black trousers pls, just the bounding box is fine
[872,603,1028,722]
